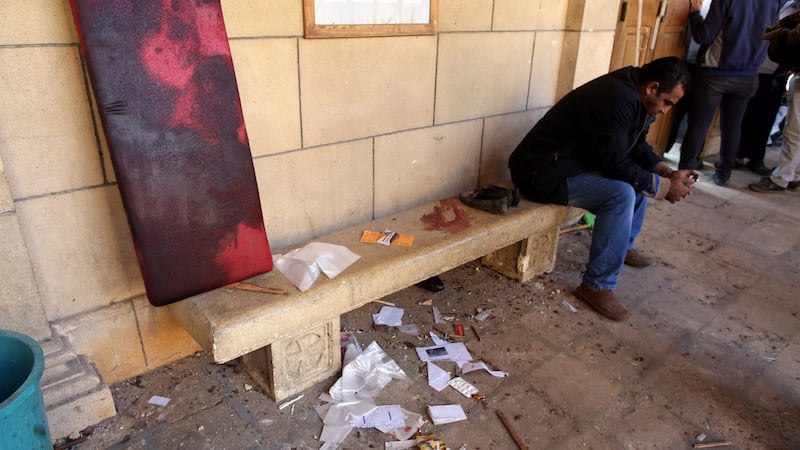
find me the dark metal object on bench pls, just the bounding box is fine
[168,196,566,401]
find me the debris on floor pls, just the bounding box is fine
[316,341,410,447]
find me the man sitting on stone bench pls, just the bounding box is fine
[509,56,699,321]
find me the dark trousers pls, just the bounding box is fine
[678,74,759,177]
[665,64,697,152]
[737,72,788,164]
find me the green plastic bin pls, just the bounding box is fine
[0,329,52,449]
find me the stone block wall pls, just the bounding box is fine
[0,0,620,382]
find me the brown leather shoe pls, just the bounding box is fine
[575,283,630,321]
[624,249,653,268]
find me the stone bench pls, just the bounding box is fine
[168,196,567,401]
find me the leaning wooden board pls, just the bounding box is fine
[68,0,273,306]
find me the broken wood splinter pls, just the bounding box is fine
[692,441,733,449]
[559,224,590,235]
[496,410,528,450]
[225,282,288,295]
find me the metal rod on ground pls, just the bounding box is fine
[496,410,528,450]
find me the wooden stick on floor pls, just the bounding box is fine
[224,282,288,295]
[559,223,590,235]
[496,410,528,450]
[692,441,733,449]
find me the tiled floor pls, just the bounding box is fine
[71,148,800,449]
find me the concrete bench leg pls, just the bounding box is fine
[240,317,341,402]
[481,227,560,282]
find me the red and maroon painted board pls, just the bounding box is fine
[68,0,273,306]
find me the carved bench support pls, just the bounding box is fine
[241,318,340,401]
[481,227,559,282]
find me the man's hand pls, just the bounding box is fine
[665,169,698,203]
[689,0,703,14]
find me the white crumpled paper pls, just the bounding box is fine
[317,341,411,446]
[274,242,360,292]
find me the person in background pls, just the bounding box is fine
[677,0,780,186]
[736,1,799,176]
[664,0,711,154]
[750,1,800,193]
[735,56,789,175]
[508,57,697,321]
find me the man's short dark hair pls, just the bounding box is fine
[638,56,691,94]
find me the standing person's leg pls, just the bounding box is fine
[737,73,786,173]
[749,76,800,192]
[773,75,800,186]
[715,76,759,184]
[679,76,724,170]
[665,63,697,153]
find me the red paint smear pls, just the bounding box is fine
[140,0,230,89]
[139,0,236,144]
[420,198,471,233]
[215,222,273,280]
[237,122,248,146]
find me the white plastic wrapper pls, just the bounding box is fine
[274,242,360,291]
[318,341,410,445]
[329,341,409,403]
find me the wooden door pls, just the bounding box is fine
[610,0,691,155]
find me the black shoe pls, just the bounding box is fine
[788,181,800,191]
[712,171,729,186]
[509,187,520,207]
[417,275,445,292]
[749,177,785,193]
[475,184,520,207]
[746,161,773,176]
[459,185,518,214]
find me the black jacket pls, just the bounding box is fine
[508,67,662,205]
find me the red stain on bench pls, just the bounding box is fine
[420,198,471,233]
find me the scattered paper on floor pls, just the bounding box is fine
[372,305,404,327]
[426,361,451,391]
[427,404,467,425]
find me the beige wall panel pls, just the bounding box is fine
[52,302,146,383]
[435,32,533,124]
[0,0,75,45]
[222,0,303,37]
[0,47,103,199]
[16,187,143,320]
[255,140,374,249]
[374,121,482,218]
[134,297,201,369]
[299,36,437,148]
[439,0,493,31]
[0,215,51,340]
[529,31,565,108]
[231,39,301,157]
[582,0,620,31]
[480,109,547,186]
[493,0,569,31]
[573,31,615,88]
[0,158,12,213]
[557,31,580,97]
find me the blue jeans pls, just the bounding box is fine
[566,172,647,291]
